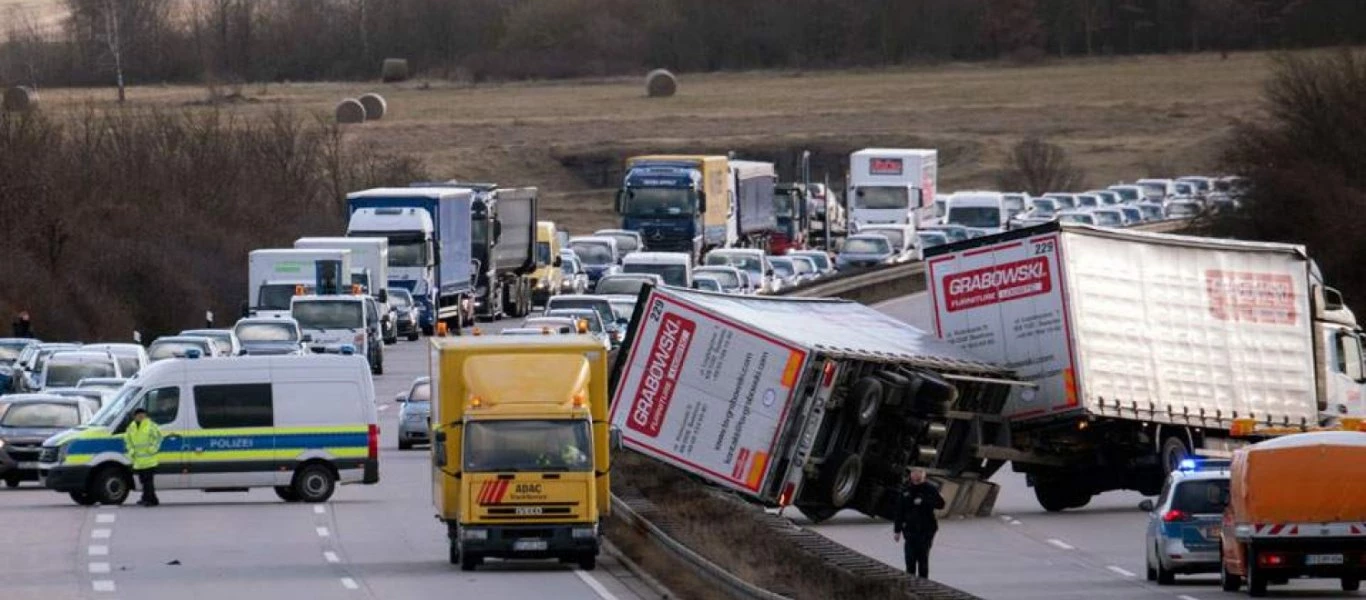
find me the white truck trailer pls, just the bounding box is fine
[847,148,937,232]
[608,285,1028,522]
[294,237,389,300]
[923,222,1366,511]
[247,249,353,319]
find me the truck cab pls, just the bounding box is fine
[247,249,353,320]
[616,155,732,261]
[621,252,693,289]
[772,183,809,255]
[847,148,936,232]
[531,221,563,308]
[346,205,437,332]
[430,335,610,571]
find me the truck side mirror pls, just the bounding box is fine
[610,427,624,451]
[394,391,408,403]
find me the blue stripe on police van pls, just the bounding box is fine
[67,432,367,455]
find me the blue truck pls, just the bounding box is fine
[616,155,733,261]
[346,187,476,335]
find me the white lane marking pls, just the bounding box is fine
[1178,596,1201,600]
[1106,565,1136,577]
[999,515,1012,522]
[89,562,111,574]
[88,545,109,556]
[316,527,331,537]
[314,505,326,514]
[95,514,116,524]
[575,568,621,600]
[1009,519,1022,526]
[91,528,112,539]
[377,405,389,412]
[324,551,340,563]
[92,580,116,592]
[1047,538,1075,550]
[341,578,359,590]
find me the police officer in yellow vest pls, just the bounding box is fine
[124,408,162,506]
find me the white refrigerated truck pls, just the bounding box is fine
[923,222,1366,511]
[846,148,937,232]
[247,249,353,319]
[293,237,389,300]
[608,285,1028,522]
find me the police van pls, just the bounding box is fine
[39,354,379,505]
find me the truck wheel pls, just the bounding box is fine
[827,453,862,509]
[1033,482,1077,512]
[796,505,840,523]
[577,553,597,571]
[1247,549,1268,597]
[1344,578,1361,592]
[851,377,882,426]
[89,466,131,505]
[274,486,300,502]
[292,463,336,503]
[1160,435,1189,477]
[1220,557,1241,591]
[460,553,482,571]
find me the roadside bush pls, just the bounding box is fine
[1218,49,1366,316]
[0,106,426,341]
[995,136,1084,194]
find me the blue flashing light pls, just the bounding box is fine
[1178,459,1197,471]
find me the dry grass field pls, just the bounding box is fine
[34,51,1271,233]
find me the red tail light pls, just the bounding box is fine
[1162,509,1190,522]
[779,482,796,507]
[368,424,379,460]
[1257,552,1287,567]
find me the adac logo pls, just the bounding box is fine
[476,480,511,504]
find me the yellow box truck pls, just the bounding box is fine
[430,334,610,571]
[531,220,563,308]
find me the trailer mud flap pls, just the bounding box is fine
[935,478,1000,518]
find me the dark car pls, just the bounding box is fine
[836,234,895,270]
[0,396,92,487]
[387,288,421,341]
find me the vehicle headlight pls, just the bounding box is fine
[572,525,598,539]
[0,439,5,449]
[462,528,488,541]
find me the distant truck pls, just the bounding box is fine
[293,237,389,300]
[729,159,779,250]
[616,155,733,260]
[531,221,564,308]
[1220,431,1366,597]
[346,188,476,335]
[805,182,845,250]
[847,148,937,232]
[771,183,809,255]
[247,248,352,319]
[924,222,1366,512]
[465,184,539,320]
[609,285,1025,523]
[430,334,610,571]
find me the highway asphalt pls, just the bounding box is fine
[799,292,1350,599]
[0,319,652,600]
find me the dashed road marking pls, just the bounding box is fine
[95,514,116,524]
[377,405,389,412]
[314,505,326,515]
[1106,565,1136,577]
[324,551,340,563]
[999,515,1012,522]
[1009,519,1023,526]
[91,528,112,539]
[574,568,620,600]
[1047,538,1075,550]
[88,545,109,556]
[92,580,116,592]
[1178,595,1201,600]
[316,527,330,537]
[341,578,359,590]
[89,562,111,574]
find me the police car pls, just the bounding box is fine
[1142,458,1232,584]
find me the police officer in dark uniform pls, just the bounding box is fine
[893,467,946,578]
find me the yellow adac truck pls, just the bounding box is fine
[429,334,610,571]
[531,220,563,308]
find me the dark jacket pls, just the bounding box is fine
[893,481,946,536]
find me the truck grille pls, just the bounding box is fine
[486,506,575,519]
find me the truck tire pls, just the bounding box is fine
[824,452,862,509]
[577,553,597,571]
[797,505,840,523]
[1033,481,1084,513]
[852,377,882,426]
[1160,434,1190,477]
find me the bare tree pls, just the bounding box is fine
[996,136,1084,194]
[103,0,126,102]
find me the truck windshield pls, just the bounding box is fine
[292,301,364,330]
[463,419,592,472]
[388,237,429,268]
[621,188,696,216]
[568,242,614,266]
[853,187,909,209]
[774,194,797,217]
[258,284,305,311]
[536,242,551,265]
[1171,479,1230,514]
[623,264,687,287]
[1,402,80,428]
[946,207,1002,229]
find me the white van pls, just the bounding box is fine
[943,191,1009,236]
[291,294,384,375]
[621,252,693,288]
[39,354,379,505]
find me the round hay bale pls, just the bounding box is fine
[335,98,367,124]
[3,86,38,112]
[358,93,387,120]
[644,69,677,98]
[381,58,410,83]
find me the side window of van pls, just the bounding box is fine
[144,387,180,425]
[194,383,273,429]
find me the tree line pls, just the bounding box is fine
[4,0,1366,87]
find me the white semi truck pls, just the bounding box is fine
[924,222,1366,511]
[846,148,937,232]
[608,285,1027,522]
[246,249,353,319]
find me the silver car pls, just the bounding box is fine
[396,377,431,451]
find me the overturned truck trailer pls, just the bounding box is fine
[608,285,1028,522]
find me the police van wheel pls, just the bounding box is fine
[90,467,131,505]
[293,464,336,503]
[274,486,300,502]
[69,491,98,505]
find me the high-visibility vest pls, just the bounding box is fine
[124,420,162,470]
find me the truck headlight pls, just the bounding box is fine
[462,528,488,541]
[572,525,598,539]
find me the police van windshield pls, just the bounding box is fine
[258,284,307,311]
[853,187,909,209]
[463,420,592,472]
[293,301,364,330]
[621,188,696,216]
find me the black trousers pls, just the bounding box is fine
[135,468,159,505]
[903,531,935,578]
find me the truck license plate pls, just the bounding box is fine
[513,539,547,552]
[1306,554,1344,565]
